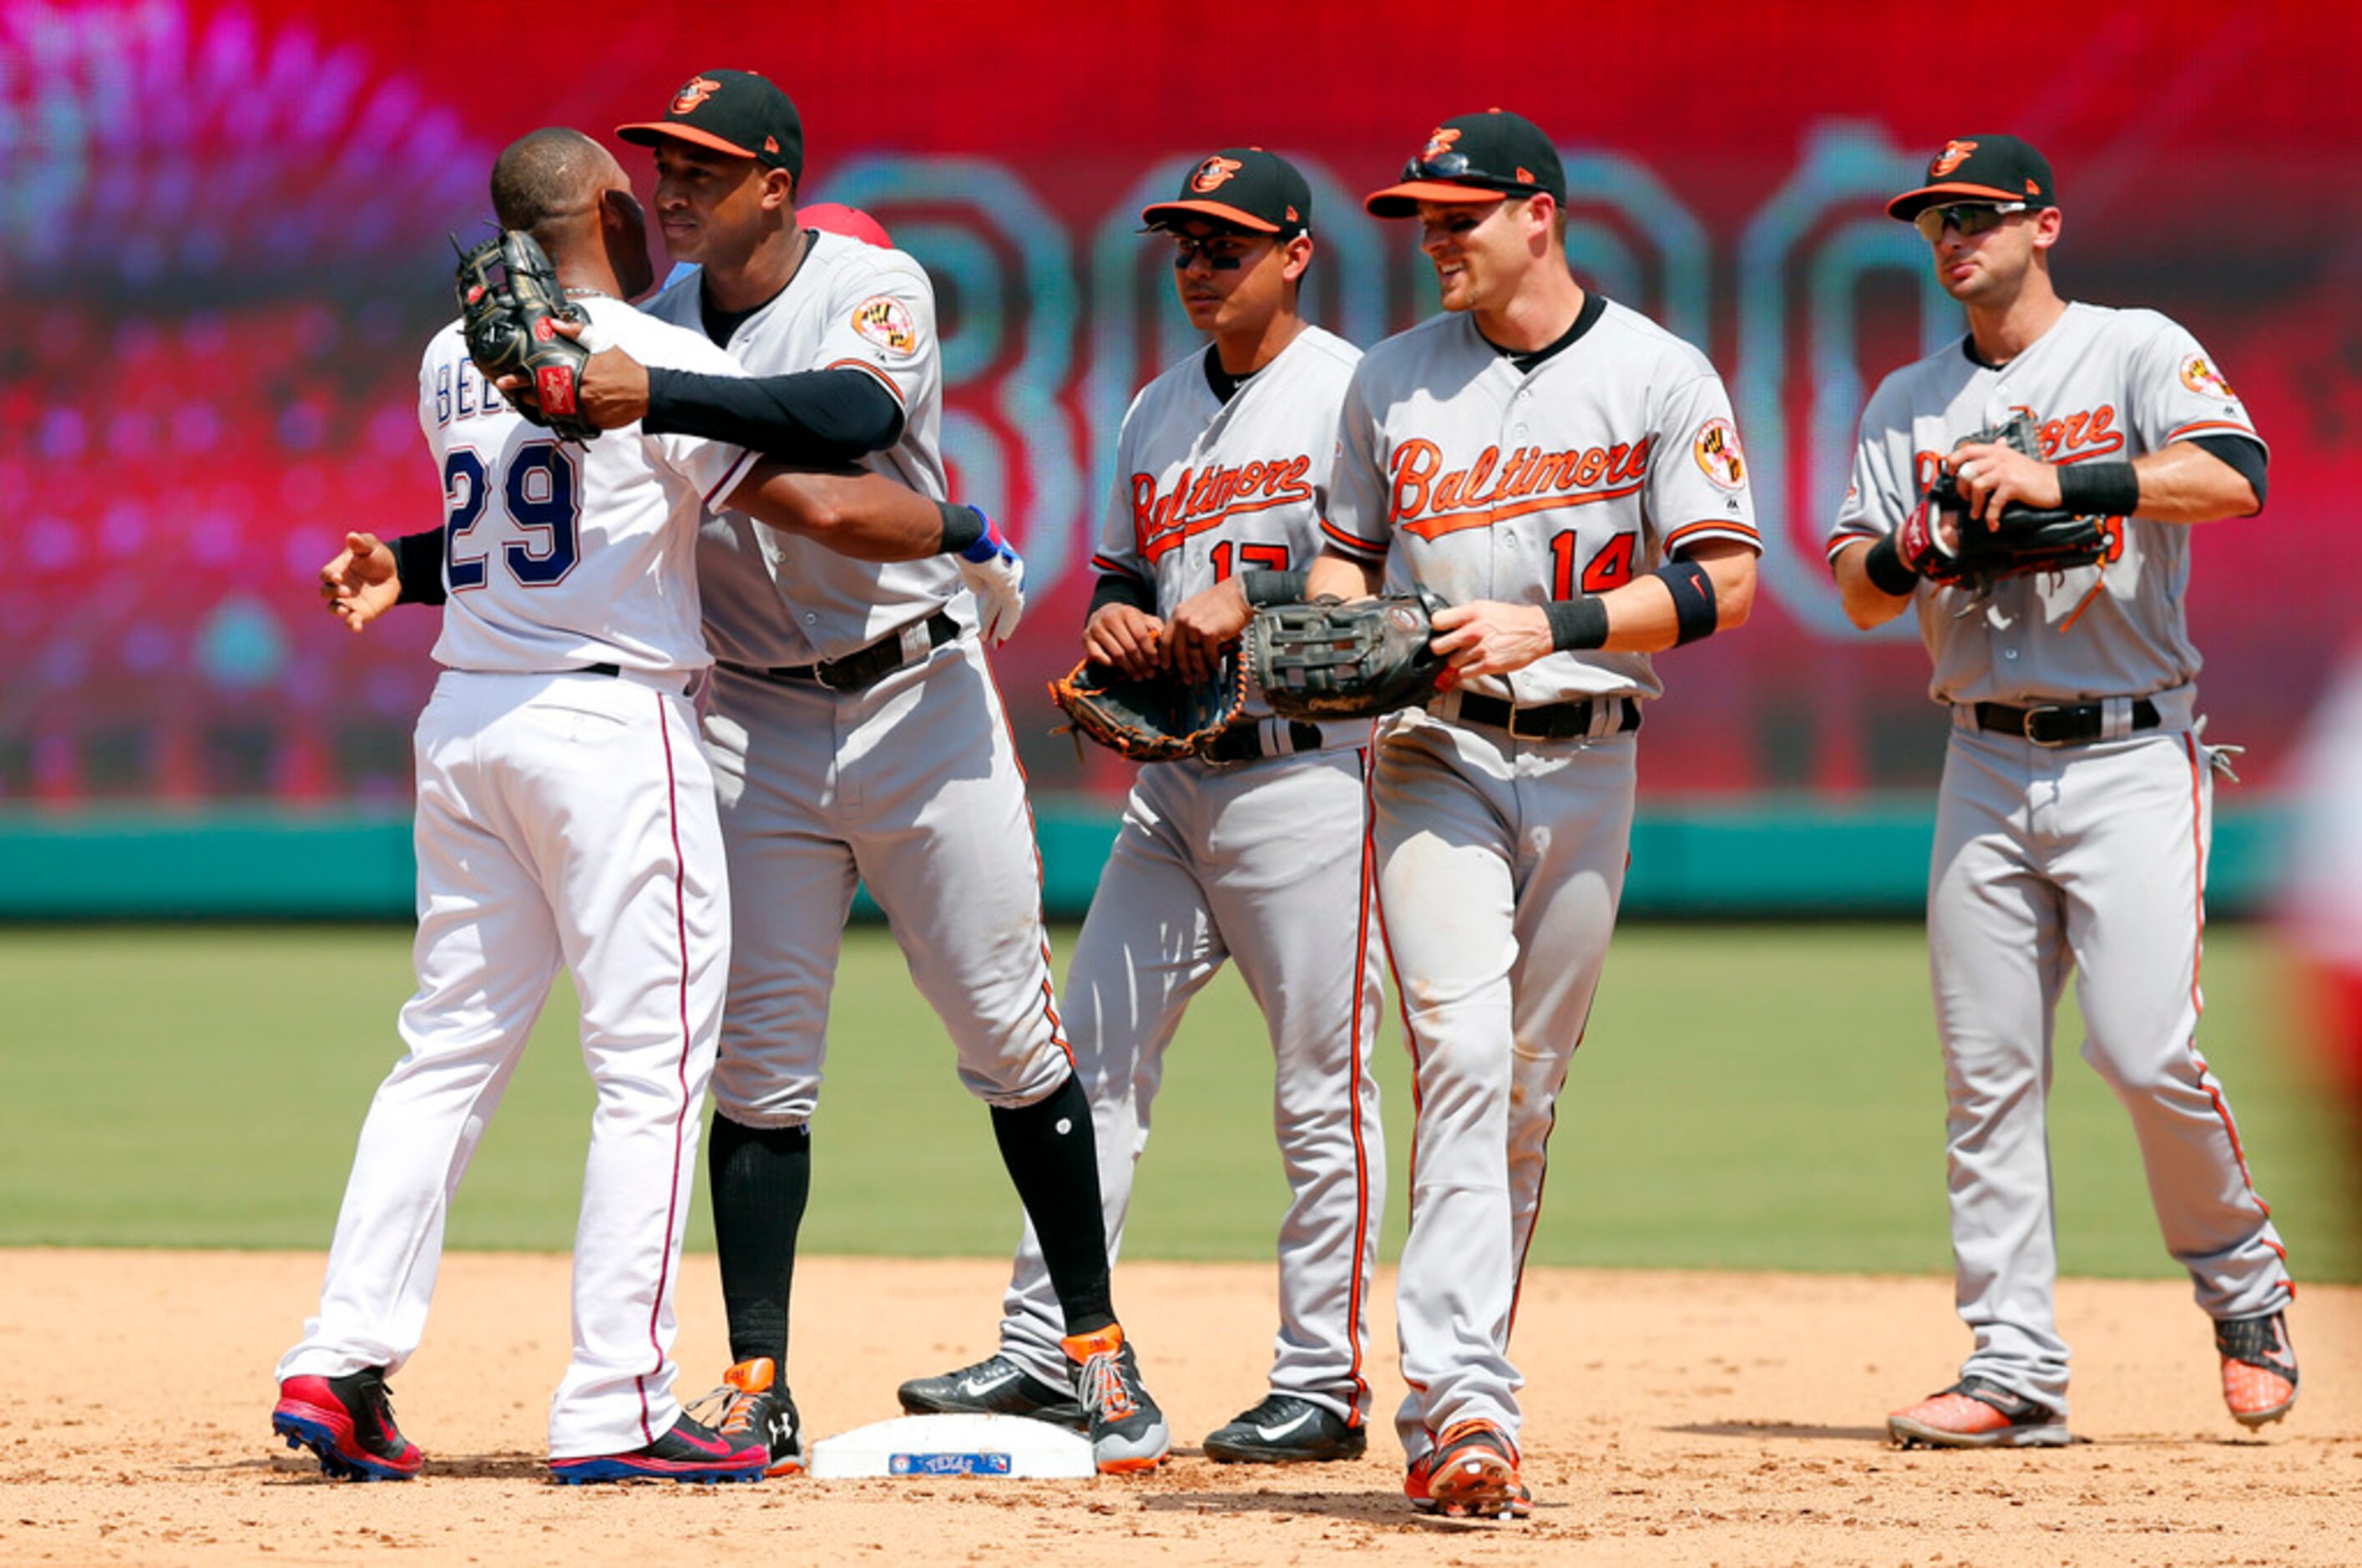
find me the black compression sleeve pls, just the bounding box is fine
[993,1076,1115,1334]
[2190,433,2268,509]
[708,1115,812,1368]
[1239,568,1309,608]
[392,529,446,607]
[1089,571,1156,617]
[642,366,905,463]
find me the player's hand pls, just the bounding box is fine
[318,530,401,634]
[1429,600,1555,680]
[1164,579,1252,685]
[1083,604,1166,679]
[954,511,1026,645]
[497,319,645,428]
[1947,441,2061,525]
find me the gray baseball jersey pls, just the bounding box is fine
[641,231,1073,1131]
[993,328,1388,1421]
[1325,295,1759,1460]
[1832,300,2289,1415]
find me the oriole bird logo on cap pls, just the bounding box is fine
[1190,156,1246,193]
[1930,139,1979,177]
[1419,126,1463,160]
[671,76,722,114]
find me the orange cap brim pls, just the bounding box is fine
[615,121,760,160]
[1138,199,1282,234]
[1363,180,1513,218]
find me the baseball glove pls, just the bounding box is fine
[1048,655,1251,762]
[1904,412,2111,589]
[454,230,598,443]
[1247,590,1449,721]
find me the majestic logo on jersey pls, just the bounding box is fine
[2180,353,2238,400]
[1190,156,1246,193]
[1131,458,1317,560]
[671,76,723,114]
[851,296,918,356]
[1930,139,1978,177]
[1388,438,1651,539]
[1691,417,1747,491]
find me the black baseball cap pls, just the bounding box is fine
[618,69,803,180]
[1141,149,1311,238]
[1364,109,1566,218]
[1886,134,2056,220]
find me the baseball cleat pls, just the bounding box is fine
[1887,1376,2070,1449]
[548,1412,767,1485]
[1203,1393,1367,1464]
[1061,1324,1170,1474]
[1419,1419,1532,1520]
[685,1357,806,1476]
[896,1352,1086,1430]
[271,1368,422,1481]
[2215,1310,2299,1428]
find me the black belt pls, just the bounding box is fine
[1203,719,1327,764]
[1454,693,1641,742]
[719,611,960,693]
[1972,697,2160,748]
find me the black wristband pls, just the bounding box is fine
[1653,558,1718,645]
[1239,569,1309,608]
[1862,536,1919,597]
[936,502,985,556]
[1544,595,1610,651]
[392,529,447,608]
[2056,460,2141,517]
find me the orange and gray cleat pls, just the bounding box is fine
[2215,1310,2299,1429]
[685,1356,806,1476]
[1060,1323,1170,1474]
[1887,1375,2070,1449]
[1418,1419,1532,1520]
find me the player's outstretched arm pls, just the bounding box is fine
[318,531,402,634]
[726,464,967,563]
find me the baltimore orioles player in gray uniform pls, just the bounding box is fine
[1827,134,2294,1448]
[1308,110,1759,1517]
[895,150,1387,1464]
[584,72,1165,1475]
[282,129,971,1485]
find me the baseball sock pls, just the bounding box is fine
[990,1074,1116,1336]
[707,1114,812,1368]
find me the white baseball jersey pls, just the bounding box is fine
[1828,301,2266,705]
[640,231,959,666]
[1094,326,1363,725]
[418,296,758,676]
[1323,296,1759,704]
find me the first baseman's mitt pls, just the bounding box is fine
[1049,655,1251,762]
[1899,412,2111,589]
[454,230,598,443]
[1247,590,1449,721]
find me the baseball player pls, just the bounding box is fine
[1306,110,1760,1517]
[894,150,1387,1464]
[274,129,973,1485]
[1826,134,2294,1448]
[574,71,1163,1475]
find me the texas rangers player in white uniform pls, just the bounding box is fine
[273,129,958,1485]
[1307,111,1759,1518]
[898,152,1387,1464]
[1825,134,2294,1449]
[602,72,1166,1473]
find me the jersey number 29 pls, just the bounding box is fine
[443,442,582,591]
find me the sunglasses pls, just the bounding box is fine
[1401,150,1540,195]
[1913,201,2029,242]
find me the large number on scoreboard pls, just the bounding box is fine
[443,441,583,592]
[1209,540,1290,582]
[1549,530,1636,598]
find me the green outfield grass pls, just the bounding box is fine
[3,923,2352,1282]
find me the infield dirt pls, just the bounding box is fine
[3,1250,2354,1565]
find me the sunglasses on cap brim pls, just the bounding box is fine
[1913,201,2030,242]
[1400,150,1544,197]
